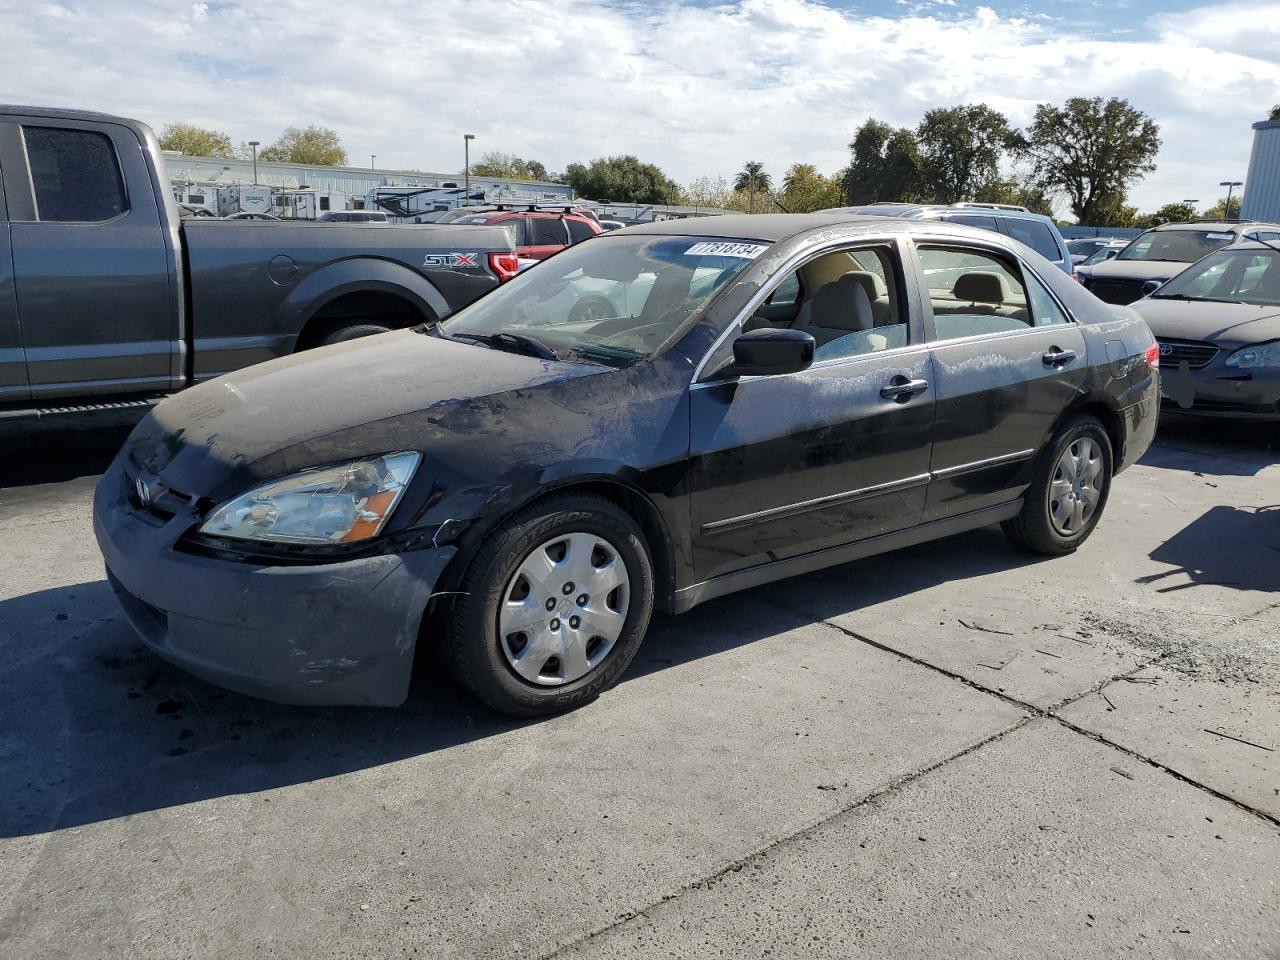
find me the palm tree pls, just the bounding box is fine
[734,161,772,213]
[782,163,819,195]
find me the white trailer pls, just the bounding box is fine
[216,184,275,217]
[271,189,348,220]
[172,182,219,216]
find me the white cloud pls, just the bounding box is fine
[0,0,1277,215]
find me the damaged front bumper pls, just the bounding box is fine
[92,457,456,706]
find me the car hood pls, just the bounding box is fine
[125,329,601,497]
[1130,297,1280,346]
[1087,259,1187,282]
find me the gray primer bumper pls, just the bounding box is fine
[93,458,456,707]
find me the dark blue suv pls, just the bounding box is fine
[820,202,1073,274]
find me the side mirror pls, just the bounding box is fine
[1142,279,1164,295]
[1105,249,1119,260]
[730,327,815,377]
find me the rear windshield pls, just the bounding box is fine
[1117,229,1235,263]
[440,235,766,365]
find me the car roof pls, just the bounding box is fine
[611,213,1034,247]
[1223,239,1280,252]
[820,203,1056,224]
[1148,220,1280,232]
[616,213,899,242]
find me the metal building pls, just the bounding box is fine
[160,152,574,207]
[1241,117,1280,223]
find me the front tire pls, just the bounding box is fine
[445,494,655,717]
[1002,415,1113,555]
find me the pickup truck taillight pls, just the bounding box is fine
[1145,342,1160,369]
[488,252,520,283]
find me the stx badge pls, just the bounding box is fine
[423,253,478,268]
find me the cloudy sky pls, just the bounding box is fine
[2,0,1278,215]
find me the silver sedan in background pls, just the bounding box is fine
[1132,240,1280,419]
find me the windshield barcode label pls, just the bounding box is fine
[684,241,768,259]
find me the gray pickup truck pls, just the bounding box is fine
[0,106,518,415]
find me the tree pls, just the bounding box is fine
[778,163,845,213]
[469,151,553,181]
[259,126,347,165]
[1203,194,1242,219]
[840,119,925,205]
[734,161,772,213]
[562,155,679,203]
[1270,104,1280,121]
[915,104,1012,204]
[682,175,735,209]
[1135,202,1198,228]
[1018,97,1160,225]
[158,122,234,159]
[1089,193,1139,228]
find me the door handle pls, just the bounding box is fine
[880,377,929,401]
[1042,348,1077,367]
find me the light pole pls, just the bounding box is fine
[371,154,376,170]
[1219,180,1243,218]
[248,140,259,185]
[463,133,475,206]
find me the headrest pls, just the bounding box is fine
[808,277,874,332]
[841,270,887,301]
[953,271,1008,305]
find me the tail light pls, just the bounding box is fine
[1145,342,1160,369]
[488,252,520,283]
[1072,270,1080,283]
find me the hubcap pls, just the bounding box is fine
[498,532,630,686]
[1048,436,1103,536]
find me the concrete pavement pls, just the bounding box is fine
[1,416,1277,959]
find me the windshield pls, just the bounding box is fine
[1152,248,1280,306]
[1117,228,1235,263]
[439,235,767,365]
[1067,239,1102,256]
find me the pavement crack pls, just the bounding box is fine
[762,602,1280,832]
[534,715,1034,960]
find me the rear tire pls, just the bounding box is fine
[445,494,655,717]
[316,322,393,346]
[1002,415,1113,555]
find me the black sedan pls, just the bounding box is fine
[94,215,1159,716]
[1132,240,1280,419]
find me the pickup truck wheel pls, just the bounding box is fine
[445,494,654,717]
[1002,415,1113,555]
[317,322,393,346]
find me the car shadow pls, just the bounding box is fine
[0,414,139,490]
[0,524,1045,840]
[1143,416,1279,478]
[1136,503,1280,594]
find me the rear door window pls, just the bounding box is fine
[944,214,1000,233]
[529,216,569,246]
[918,246,1032,340]
[1002,218,1063,262]
[496,217,528,246]
[566,218,596,244]
[23,126,128,222]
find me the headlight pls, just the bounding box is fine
[199,452,420,545]
[1224,341,1280,369]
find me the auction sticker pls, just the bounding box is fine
[684,241,768,259]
